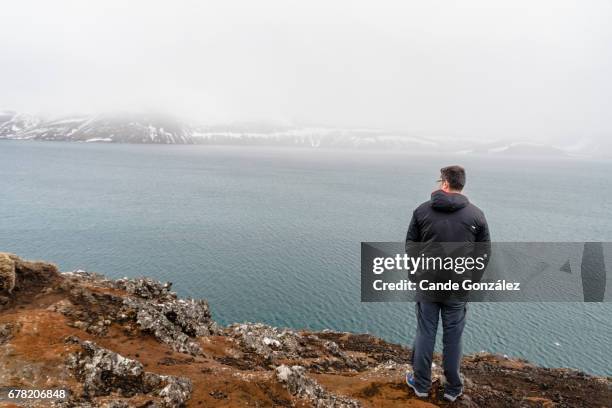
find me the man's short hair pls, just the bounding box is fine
[440,165,466,191]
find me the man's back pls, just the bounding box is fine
[406,190,489,244]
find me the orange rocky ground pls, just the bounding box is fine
[0,253,609,407]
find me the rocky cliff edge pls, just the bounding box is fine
[0,253,609,407]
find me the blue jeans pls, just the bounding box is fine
[411,301,467,396]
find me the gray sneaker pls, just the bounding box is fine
[405,372,428,398]
[443,391,463,402]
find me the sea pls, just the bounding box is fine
[0,140,610,375]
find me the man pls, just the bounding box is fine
[405,165,490,402]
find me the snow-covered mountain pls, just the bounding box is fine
[191,126,443,150]
[0,111,445,149]
[0,110,602,157]
[0,111,40,138]
[0,112,191,144]
[486,142,569,156]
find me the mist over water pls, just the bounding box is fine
[0,140,610,375]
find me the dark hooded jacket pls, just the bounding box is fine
[406,190,490,301]
[406,190,489,244]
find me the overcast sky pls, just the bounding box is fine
[1,0,611,140]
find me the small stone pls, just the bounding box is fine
[73,321,88,330]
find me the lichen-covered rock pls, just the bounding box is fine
[0,322,18,345]
[115,277,217,354]
[68,340,146,397]
[228,323,366,372]
[276,364,361,407]
[55,272,218,353]
[122,296,215,355]
[229,323,304,361]
[50,281,124,337]
[157,375,194,407]
[158,298,217,337]
[0,252,61,308]
[14,257,60,291]
[0,252,16,294]
[66,339,192,407]
[114,277,176,302]
[100,402,131,408]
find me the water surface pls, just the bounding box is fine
[0,140,610,375]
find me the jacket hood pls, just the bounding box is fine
[430,189,469,212]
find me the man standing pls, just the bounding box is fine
[405,165,490,402]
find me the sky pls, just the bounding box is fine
[1,0,611,141]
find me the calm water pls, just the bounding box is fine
[0,140,610,375]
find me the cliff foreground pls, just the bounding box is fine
[0,253,609,407]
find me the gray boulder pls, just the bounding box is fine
[276,364,361,408]
[66,339,192,407]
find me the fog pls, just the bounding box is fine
[1,0,611,141]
